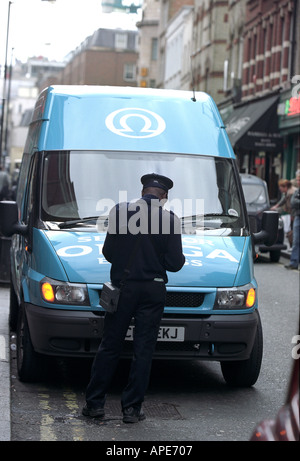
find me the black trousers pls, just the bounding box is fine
[85,280,166,410]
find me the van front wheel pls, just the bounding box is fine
[17,303,45,383]
[220,312,263,387]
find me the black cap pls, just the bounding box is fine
[141,173,173,192]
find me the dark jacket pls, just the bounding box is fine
[291,188,300,217]
[102,194,185,285]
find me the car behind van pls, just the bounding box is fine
[240,174,287,262]
[0,86,278,385]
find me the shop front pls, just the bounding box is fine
[225,94,283,199]
[277,88,300,181]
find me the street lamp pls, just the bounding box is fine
[0,1,13,166]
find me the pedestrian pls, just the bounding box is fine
[82,173,185,423]
[271,179,296,243]
[0,166,10,201]
[285,170,300,270]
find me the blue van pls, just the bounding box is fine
[0,86,278,384]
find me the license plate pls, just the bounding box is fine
[125,326,185,342]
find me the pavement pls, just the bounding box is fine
[0,284,10,441]
[0,239,295,442]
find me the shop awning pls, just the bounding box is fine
[225,95,283,151]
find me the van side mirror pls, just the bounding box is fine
[0,201,28,237]
[252,210,278,246]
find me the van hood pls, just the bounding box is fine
[43,230,249,287]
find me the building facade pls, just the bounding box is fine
[191,0,230,104]
[39,28,139,90]
[163,5,193,89]
[157,0,194,88]
[241,0,295,99]
[277,0,300,181]
[136,0,161,88]
[223,0,299,198]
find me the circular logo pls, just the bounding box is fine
[105,108,166,138]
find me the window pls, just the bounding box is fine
[115,33,128,49]
[151,38,158,61]
[41,151,245,234]
[123,63,136,81]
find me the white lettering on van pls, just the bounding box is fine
[77,236,104,242]
[182,237,214,246]
[188,259,203,266]
[206,249,238,262]
[57,245,93,257]
[77,236,92,242]
[95,244,104,254]
[97,258,109,265]
[182,245,203,257]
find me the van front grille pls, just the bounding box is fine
[165,292,204,308]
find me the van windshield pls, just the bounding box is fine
[41,151,246,234]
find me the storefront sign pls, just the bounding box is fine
[278,97,300,117]
[287,97,300,116]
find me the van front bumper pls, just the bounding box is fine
[25,303,259,361]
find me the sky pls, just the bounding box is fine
[0,0,141,66]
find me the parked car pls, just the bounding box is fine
[240,174,287,262]
[250,355,299,441]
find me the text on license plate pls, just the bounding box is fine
[125,326,185,342]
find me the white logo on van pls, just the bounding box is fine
[105,108,166,138]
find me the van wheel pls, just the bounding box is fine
[17,303,45,383]
[9,280,19,332]
[221,312,263,387]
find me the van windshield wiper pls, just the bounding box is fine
[58,216,100,229]
[203,213,238,219]
[182,213,238,222]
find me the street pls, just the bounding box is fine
[5,256,300,442]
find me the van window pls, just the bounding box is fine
[41,151,246,233]
[16,153,32,213]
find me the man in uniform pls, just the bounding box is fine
[82,173,185,423]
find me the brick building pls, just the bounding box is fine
[224,0,299,197]
[39,28,138,90]
[241,0,295,99]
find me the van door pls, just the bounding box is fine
[12,153,38,298]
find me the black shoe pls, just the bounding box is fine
[284,264,298,270]
[82,404,105,418]
[122,406,146,423]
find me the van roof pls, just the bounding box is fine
[34,85,235,158]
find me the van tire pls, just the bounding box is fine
[221,312,263,387]
[9,279,19,332]
[17,303,45,383]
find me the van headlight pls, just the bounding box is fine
[214,284,256,310]
[40,278,89,305]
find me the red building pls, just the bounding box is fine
[224,0,299,198]
[242,0,295,99]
